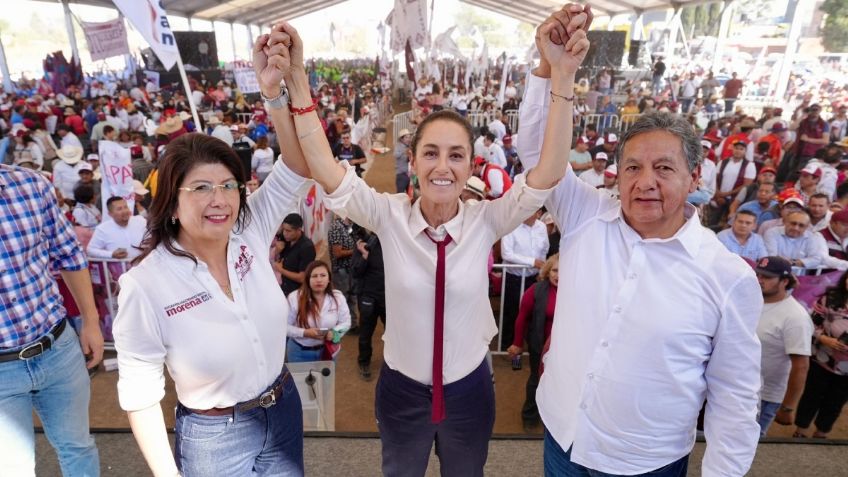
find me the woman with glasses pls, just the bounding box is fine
[112,30,313,476]
[286,260,351,363]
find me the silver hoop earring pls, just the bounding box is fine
[171,217,176,225]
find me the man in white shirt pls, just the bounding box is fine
[710,141,756,226]
[56,125,83,149]
[519,21,762,473]
[499,208,549,354]
[208,117,234,146]
[483,132,508,168]
[473,127,488,159]
[488,112,507,142]
[763,209,828,270]
[578,152,607,188]
[87,197,147,260]
[754,256,812,437]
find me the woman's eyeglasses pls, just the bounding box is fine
[177,181,243,196]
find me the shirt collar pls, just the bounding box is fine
[0,165,10,188]
[409,198,466,244]
[599,202,703,258]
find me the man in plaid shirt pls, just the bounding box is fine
[0,164,103,476]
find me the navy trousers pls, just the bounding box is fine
[376,359,495,477]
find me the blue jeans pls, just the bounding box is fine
[544,430,689,477]
[175,369,304,476]
[0,322,99,476]
[757,400,781,437]
[286,339,323,363]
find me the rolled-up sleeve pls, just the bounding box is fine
[702,273,762,477]
[42,178,87,271]
[113,274,167,411]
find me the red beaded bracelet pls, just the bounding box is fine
[290,103,317,116]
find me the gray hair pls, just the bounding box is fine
[615,112,703,172]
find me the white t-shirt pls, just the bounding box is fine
[717,159,756,193]
[757,296,813,403]
[579,168,605,188]
[486,143,508,168]
[700,159,717,196]
[251,148,275,175]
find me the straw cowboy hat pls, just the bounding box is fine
[207,116,221,126]
[178,111,192,121]
[155,116,184,135]
[57,145,84,165]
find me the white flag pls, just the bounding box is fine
[112,0,179,71]
[497,58,512,107]
[389,0,429,54]
[98,140,135,213]
[432,26,464,60]
[81,18,130,61]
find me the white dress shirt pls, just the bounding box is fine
[251,148,275,176]
[323,162,551,385]
[578,168,604,188]
[486,143,508,169]
[87,215,147,259]
[519,73,762,476]
[763,227,828,269]
[286,289,351,347]
[488,120,507,142]
[113,160,311,411]
[52,161,84,198]
[501,220,548,277]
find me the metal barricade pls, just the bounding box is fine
[492,263,536,354]
[619,113,640,132]
[236,112,253,124]
[505,110,519,133]
[466,110,492,130]
[392,111,414,143]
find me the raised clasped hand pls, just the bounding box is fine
[252,21,304,96]
[536,4,593,76]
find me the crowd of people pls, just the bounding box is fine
[2,2,848,476]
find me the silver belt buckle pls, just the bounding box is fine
[18,342,44,360]
[258,389,276,408]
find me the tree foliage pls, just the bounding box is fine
[821,0,848,52]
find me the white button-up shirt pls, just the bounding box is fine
[113,160,311,411]
[501,220,548,277]
[323,163,551,385]
[519,73,763,476]
[87,215,147,259]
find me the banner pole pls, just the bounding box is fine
[174,52,202,128]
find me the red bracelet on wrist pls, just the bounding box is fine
[289,102,317,116]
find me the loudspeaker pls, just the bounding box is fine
[628,40,644,67]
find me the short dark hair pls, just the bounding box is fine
[106,196,125,211]
[56,124,71,133]
[73,184,95,204]
[735,209,757,219]
[283,213,304,229]
[810,192,830,203]
[484,132,496,142]
[103,125,115,136]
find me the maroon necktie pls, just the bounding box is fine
[425,231,452,424]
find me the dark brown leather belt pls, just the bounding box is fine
[186,369,291,417]
[0,320,67,363]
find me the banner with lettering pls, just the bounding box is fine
[112,0,179,71]
[97,140,135,214]
[225,61,260,94]
[81,18,130,61]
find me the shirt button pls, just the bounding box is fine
[627,272,637,279]
[253,339,259,344]
[587,373,594,379]
[601,341,609,347]
[613,305,622,313]
[580,403,587,410]
[10,297,17,303]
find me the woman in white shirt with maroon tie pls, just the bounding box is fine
[261,11,590,476]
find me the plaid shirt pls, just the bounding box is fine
[0,165,87,349]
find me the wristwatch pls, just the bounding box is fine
[261,86,288,110]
